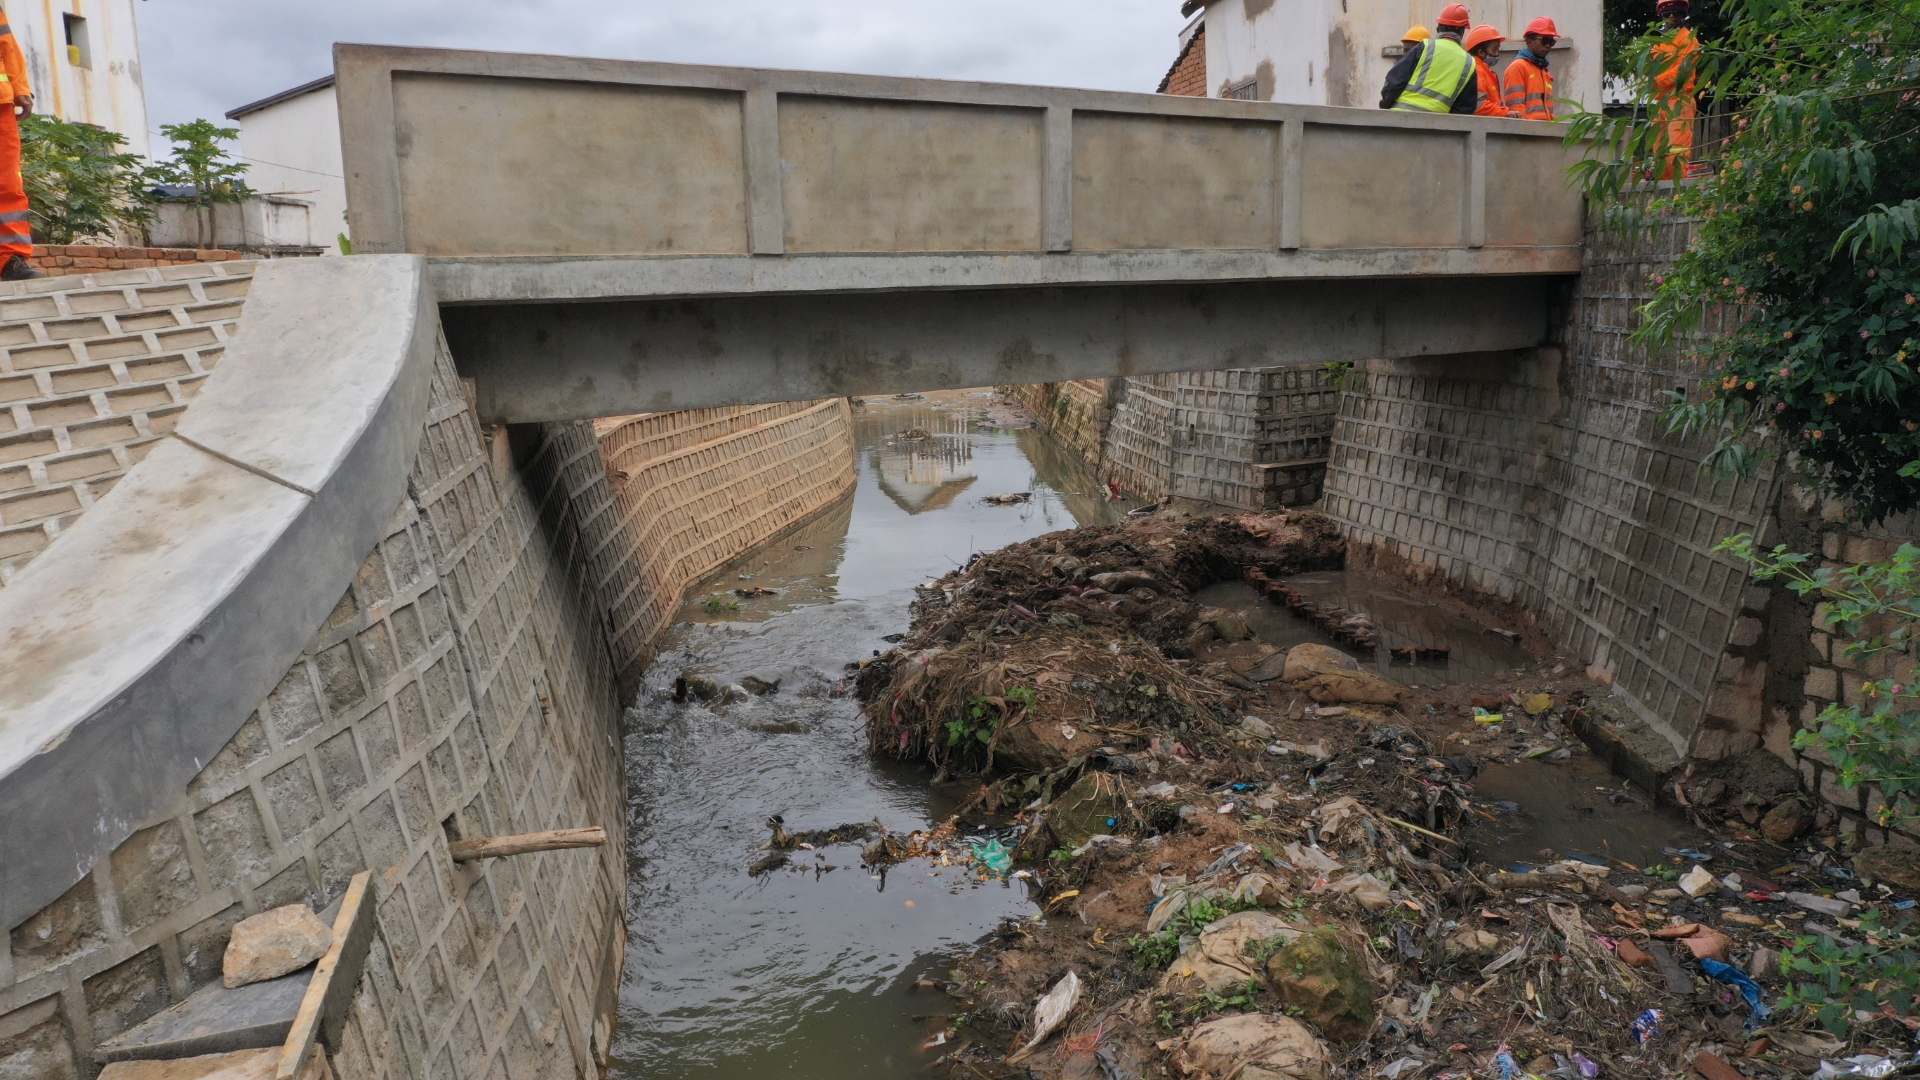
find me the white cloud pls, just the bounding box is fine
[138,1,1192,129]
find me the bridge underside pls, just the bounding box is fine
[445,273,1570,422]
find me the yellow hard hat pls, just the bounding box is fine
[1402,24,1432,42]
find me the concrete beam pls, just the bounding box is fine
[445,275,1568,423]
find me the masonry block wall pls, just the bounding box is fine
[999,380,1113,471]
[0,340,632,1079]
[591,398,857,696]
[1323,213,1776,755]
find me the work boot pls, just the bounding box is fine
[1,255,44,281]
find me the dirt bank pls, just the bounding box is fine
[852,510,1920,1080]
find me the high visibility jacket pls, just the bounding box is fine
[1502,54,1554,120]
[1652,28,1699,178]
[0,8,30,106]
[1392,37,1474,113]
[1473,58,1506,117]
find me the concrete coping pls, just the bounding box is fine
[0,255,439,934]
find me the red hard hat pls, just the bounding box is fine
[1463,24,1505,51]
[1438,3,1471,26]
[1525,16,1560,36]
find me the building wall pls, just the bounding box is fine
[1323,211,1774,757]
[1158,21,1208,96]
[8,0,148,156]
[1194,0,1599,111]
[233,84,349,254]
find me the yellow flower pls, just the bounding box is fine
[1804,201,1815,211]
[1826,392,1839,404]
[1723,376,1739,389]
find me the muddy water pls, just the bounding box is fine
[1192,571,1531,685]
[1466,755,1698,870]
[612,391,1141,1080]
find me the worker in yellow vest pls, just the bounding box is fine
[1380,5,1479,115]
[0,5,39,280]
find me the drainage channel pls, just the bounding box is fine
[611,391,1142,1080]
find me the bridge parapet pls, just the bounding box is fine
[336,45,1585,306]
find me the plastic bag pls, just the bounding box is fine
[1699,957,1772,1028]
[967,837,1012,877]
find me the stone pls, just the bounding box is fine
[1265,927,1374,1044]
[221,905,330,989]
[1240,716,1274,738]
[1442,928,1501,963]
[1047,773,1129,850]
[739,675,780,695]
[1761,800,1812,842]
[1747,947,1781,980]
[1853,848,1920,893]
[1281,643,1359,682]
[1199,607,1250,643]
[1182,1014,1330,1080]
[1678,865,1719,897]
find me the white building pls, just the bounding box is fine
[1173,0,1601,114]
[5,0,149,155]
[220,75,346,254]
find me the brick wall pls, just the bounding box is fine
[1322,212,1777,756]
[0,263,253,585]
[1158,24,1207,97]
[28,246,255,278]
[0,340,632,1079]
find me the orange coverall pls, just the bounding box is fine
[1652,27,1699,179]
[1502,55,1554,120]
[1473,58,1507,117]
[0,9,32,258]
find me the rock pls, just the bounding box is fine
[1048,773,1129,849]
[1853,847,1920,893]
[1295,670,1409,707]
[739,675,780,695]
[1761,800,1812,841]
[1281,643,1360,682]
[1199,606,1251,642]
[1240,716,1275,738]
[1678,864,1720,897]
[1747,946,1781,980]
[222,905,330,989]
[1182,1013,1330,1080]
[1266,927,1374,1044]
[1616,884,1648,898]
[1162,911,1299,995]
[677,674,721,702]
[1443,928,1502,963]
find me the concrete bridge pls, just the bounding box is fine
[334,45,1585,421]
[0,45,1599,1080]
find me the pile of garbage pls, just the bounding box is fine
[838,511,1920,1080]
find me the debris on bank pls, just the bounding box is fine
[845,510,1920,1080]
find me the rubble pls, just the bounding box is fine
[842,510,1920,1080]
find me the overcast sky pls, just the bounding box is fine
[137,1,1193,133]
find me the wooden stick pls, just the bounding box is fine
[1381,815,1461,846]
[277,870,373,1080]
[448,826,607,862]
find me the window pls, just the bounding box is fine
[1225,78,1258,100]
[63,14,89,69]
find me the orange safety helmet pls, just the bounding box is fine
[1524,16,1560,37]
[1438,3,1472,27]
[1463,24,1505,51]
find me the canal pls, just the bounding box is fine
[612,390,1140,1080]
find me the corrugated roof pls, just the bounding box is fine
[225,74,336,121]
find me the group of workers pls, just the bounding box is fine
[1380,3,1562,118]
[1381,0,1697,146]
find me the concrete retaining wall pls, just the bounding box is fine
[590,398,856,696]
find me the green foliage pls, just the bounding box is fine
[701,594,739,615]
[944,696,1004,749]
[337,232,352,256]
[1777,907,1919,1034]
[1185,980,1262,1017]
[1129,932,1182,971]
[1168,895,1258,937]
[1722,534,1920,826]
[1567,0,1920,521]
[1047,847,1076,863]
[150,120,250,208]
[1243,933,1293,967]
[1006,686,1038,708]
[19,114,156,245]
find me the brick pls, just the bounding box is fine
[362,701,402,780]
[253,858,314,911]
[177,903,247,987]
[1804,666,1839,701]
[9,873,107,978]
[187,712,270,805]
[111,820,199,932]
[315,823,363,904]
[195,789,275,889]
[313,640,367,718]
[0,1002,80,1079]
[316,728,367,811]
[358,792,408,872]
[1728,616,1764,648]
[263,758,325,842]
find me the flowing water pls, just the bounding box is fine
[611,391,1141,1080]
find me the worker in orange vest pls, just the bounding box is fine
[1501,17,1558,120]
[1651,0,1700,178]
[1463,25,1508,117]
[0,5,38,280]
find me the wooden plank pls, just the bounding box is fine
[447,826,608,862]
[275,871,374,1080]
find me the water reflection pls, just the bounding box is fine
[613,390,1138,1080]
